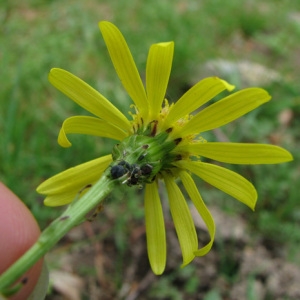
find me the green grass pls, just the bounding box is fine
[1,0,300,298]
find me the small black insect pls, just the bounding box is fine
[174,137,182,145]
[138,153,147,161]
[111,160,154,186]
[118,160,131,170]
[110,164,127,179]
[141,164,153,176]
[126,164,141,186]
[59,215,70,221]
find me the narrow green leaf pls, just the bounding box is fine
[28,261,49,300]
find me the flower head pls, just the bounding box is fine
[37,21,293,274]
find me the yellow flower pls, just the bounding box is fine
[37,21,293,275]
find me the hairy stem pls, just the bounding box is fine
[0,170,116,293]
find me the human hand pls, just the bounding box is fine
[0,182,43,300]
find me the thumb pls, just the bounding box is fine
[0,182,43,300]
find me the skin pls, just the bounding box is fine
[0,182,43,300]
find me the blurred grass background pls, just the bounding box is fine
[1,0,300,299]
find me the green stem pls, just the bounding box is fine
[0,170,116,292]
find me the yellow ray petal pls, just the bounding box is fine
[175,160,257,210]
[99,21,148,118]
[44,190,78,207]
[146,42,174,120]
[58,116,128,148]
[144,181,166,275]
[49,68,131,131]
[37,155,112,195]
[179,171,215,256]
[164,77,234,129]
[179,142,293,164]
[164,173,198,266]
[176,88,271,137]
